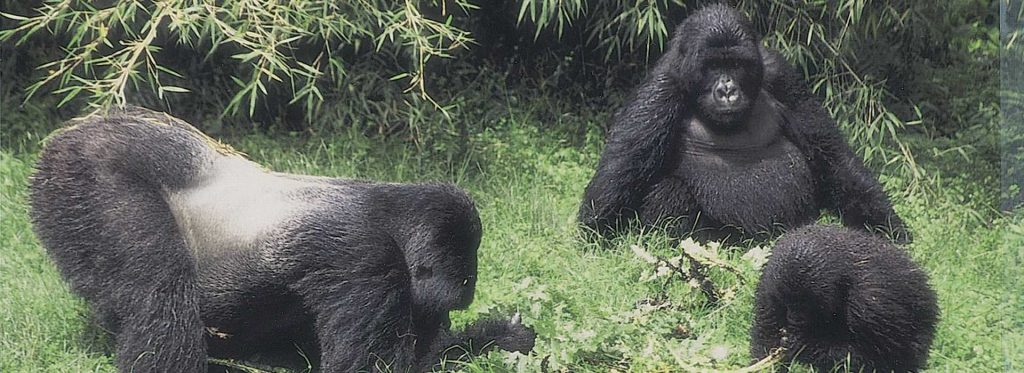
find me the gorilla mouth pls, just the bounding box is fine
[710,104,750,120]
[703,106,752,128]
[700,95,749,119]
[715,105,745,114]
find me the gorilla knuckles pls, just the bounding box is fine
[29,108,533,372]
[579,4,908,242]
[751,225,938,372]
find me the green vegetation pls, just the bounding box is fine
[1,0,1020,372]
[1,73,1021,370]
[0,1,1001,169]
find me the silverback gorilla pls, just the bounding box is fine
[29,108,535,372]
[751,225,938,372]
[578,4,909,243]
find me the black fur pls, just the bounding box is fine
[578,4,909,243]
[29,108,534,372]
[750,225,938,372]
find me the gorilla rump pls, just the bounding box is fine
[751,225,938,372]
[578,4,909,243]
[29,108,534,372]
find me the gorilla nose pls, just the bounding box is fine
[714,78,739,103]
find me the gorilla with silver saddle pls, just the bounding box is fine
[29,107,534,372]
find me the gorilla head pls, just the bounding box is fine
[410,218,480,314]
[393,185,483,315]
[671,4,764,128]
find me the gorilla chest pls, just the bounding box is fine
[672,118,817,231]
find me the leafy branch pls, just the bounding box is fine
[0,0,475,116]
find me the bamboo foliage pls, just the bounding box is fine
[1,0,475,115]
[1,0,956,180]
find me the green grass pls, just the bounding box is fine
[1,96,1021,372]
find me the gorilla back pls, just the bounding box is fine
[29,108,534,372]
[750,225,937,372]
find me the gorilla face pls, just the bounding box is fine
[410,241,477,312]
[696,57,761,126]
[670,4,765,129]
[409,213,481,316]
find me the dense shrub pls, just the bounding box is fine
[1,0,1000,176]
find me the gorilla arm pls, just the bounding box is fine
[286,238,412,372]
[425,314,536,367]
[761,49,910,243]
[288,228,532,372]
[578,63,687,236]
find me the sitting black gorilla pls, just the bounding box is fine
[29,108,535,372]
[578,4,909,243]
[751,225,938,372]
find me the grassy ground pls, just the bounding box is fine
[1,88,1021,372]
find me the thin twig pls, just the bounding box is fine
[207,358,275,373]
[728,348,785,373]
[631,243,721,304]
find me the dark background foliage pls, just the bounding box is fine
[0,0,1010,202]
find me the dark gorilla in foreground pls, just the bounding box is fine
[29,108,535,372]
[578,4,909,243]
[751,225,937,372]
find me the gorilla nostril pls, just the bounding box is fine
[714,78,739,102]
[715,85,734,100]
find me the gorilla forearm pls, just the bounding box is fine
[763,49,908,240]
[748,297,785,361]
[579,72,685,233]
[826,157,909,238]
[424,316,537,368]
